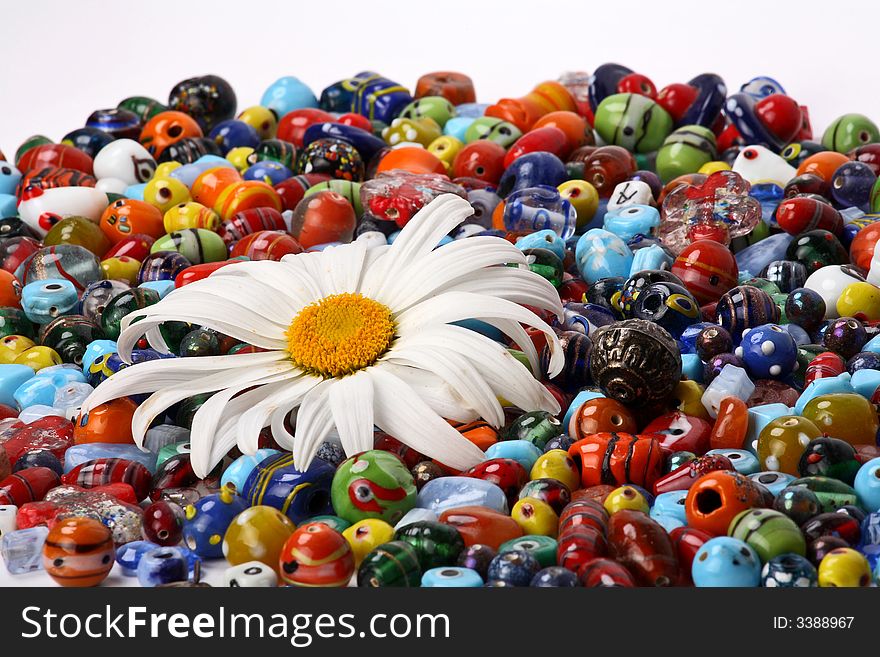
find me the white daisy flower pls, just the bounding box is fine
[81,194,564,477]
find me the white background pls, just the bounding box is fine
[1,0,880,155]
[0,0,878,587]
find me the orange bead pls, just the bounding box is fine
[533,111,591,150]
[796,151,850,182]
[709,397,749,450]
[568,433,664,490]
[191,167,243,208]
[450,420,499,452]
[0,270,22,308]
[568,398,639,439]
[99,199,165,242]
[438,505,522,550]
[43,517,114,587]
[139,111,203,159]
[213,181,281,221]
[485,81,577,132]
[74,397,138,444]
[290,190,356,248]
[376,147,446,176]
[849,221,880,271]
[684,471,767,536]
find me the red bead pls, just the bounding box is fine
[557,525,608,572]
[754,94,803,145]
[805,351,846,386]
[103,234,155,260]
[17,144,94,175]
[656,83,698,123]
[577,558,636,587]
[274,174,332,213]
[276,109,335,147]
[557,278,589,304]
[0,467,61,505]
[642,411,713,454]
[568,433,664,490]
[652,454,734,495]
[671,240,739,305]
[336,113,373,132]
[608,510,679,586]
[218,206,287,245]
[229,230,304,261]
[464,458,528,508]
[582,146,637,198]
[558,499,609,535]
[142,500,184,546]
[438,506,522,550]
[2,415,74,465]
[61,458,152,502]
[617,73,657,100]
[503,126,570,169]
[290,190,357,248]
[775,197,843,236]
[175,260,240,288]
[669,526,712,584]
[279,522,354,587]
[452,141,506,184]
[849,221,880,270]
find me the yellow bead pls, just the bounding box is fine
[154,162,182,179]
[603,485,650,515]
[698,161,732,175]
[101,256,141,284]
[511,497,559,537]
[671,380,711,420]
[238,106,277,140]
[143,176,191,213]
[0,335,36,364]
[530,449,580,491]
[558,180,599,228]
[13,346,62,372]
[226,147,256,172]
[163,202,221,232]
[818,547,871,587]
[342,519,395,567]
[426,136,463,173]
[381,117,441,148]
[837,281,880,320]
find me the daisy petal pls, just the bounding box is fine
[235,374,321,456]
[216,259,320,308]
[396,291,563,377]
[291,379,336,467]
[81,351,288,412]
[369,366,485,471]
[166,274,299,324]
[327,370,374,462]
[440,266,564,319]
[379,364,479,423]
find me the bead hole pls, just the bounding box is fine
[695,489,722,515]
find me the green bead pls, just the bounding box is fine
[151,229,227,264]
[566,161,585,179]
[100,287,160,340]
[118,96,167,123]
[667,451,696,473]
[304,180,363,215]
[179,328,220,357]
[787,476,858,512]
[655,126,717,182]
[522,247,564,287]
[0,308,37,339]
[175,393,213,430]
[15,135,52,165]
[310,515,352,532]
[160,321,194,356]
[740,277,781,295]
[331,450,417,525]
[499,535,558,567]
[40,315,104,366]
[502,411,562,449]
[464,117,502,143]
[593,93,673,153]
[507,349,532,373]
[822,113,880,153]
[394,521,464,570]
[869,179,880,213]
[728,509,806,562]
[399,96,457,128]
[482,121,522,148]
[771,293,788,323]
[357,540,422,587]
[252,139,297,169]
[157,441,191,467]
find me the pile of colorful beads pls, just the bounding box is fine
[1,66,880,588]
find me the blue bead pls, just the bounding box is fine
[208,120,260,154]
[794,373,855,415]
[502,186,576,239]
[603,204,660,242]
[652,514,685,532]
[0,526,49,574]
[850,369,880,400]
[735,323,797,379]
[137,546,189,587]
[241,453,334,524]
[681,353,704,383]
[12,450,63,475]
[0,195,17,217]
[651,491,688,523]
[692,537,762,587]
[21,279,79,324]
[182,489,250,558]
[13,364,85,409]
[443,117,473,141]
[220,448,282,493]
[515,230,566,261]
[302,123,387,163]
[64,443,158,474]
[417,476,508,515]
[497,153,567,197]
[761,554,817,587]
[421,566,483,588]
[486,549,540,587]
[860,512,880,547]
[861,334,880,354]
[123,184,146,201]
[138,280,176,298]
[706,448,760,475]
[749,471,796,496]
[855,458,880,513]
[260,76,319,116]
[745,403,792,454]
[530,566,579,587]
[782,322,811,345]
[575,229,634,284]
[81,340,117,375]
[735,232,793,278]
[243,161,292,186]
[454,103,488,118]
[169,157,236,188]
[629,243,672,275]
[483,440,543,471]
[0,161,22,195]
[115,540,160,576]
[0,365,35,407]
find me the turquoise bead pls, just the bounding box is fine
[260,76,318,117]
[850,368,880,400]
[0,364,35,407]
[484,440,543,470]
[681,353,704,383]
[629,243,673,276]
[421,566,483,587]
[854,458,880,512]
[861,334,880,354]
[794,373,855,415]
[563,390,605,429]
[603,204,660,242]
[515,230,566,261]
[443,117,474,142]
[707,448,760,475]
[82,340,118,375]
[65,443,158,474]
[21,279,78,324]
[652,514,685,532]
[13,365,86,409]
[139,280,176,298]
[575,229,633,284]
[220,448,282,492]
[651,490,688,523]
[749,471,795,496]
[416,476,508,515]
[746,403,791,455]
[124,183,146,200]
[169,156,235,188]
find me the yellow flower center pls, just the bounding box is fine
[286,293,395,378]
